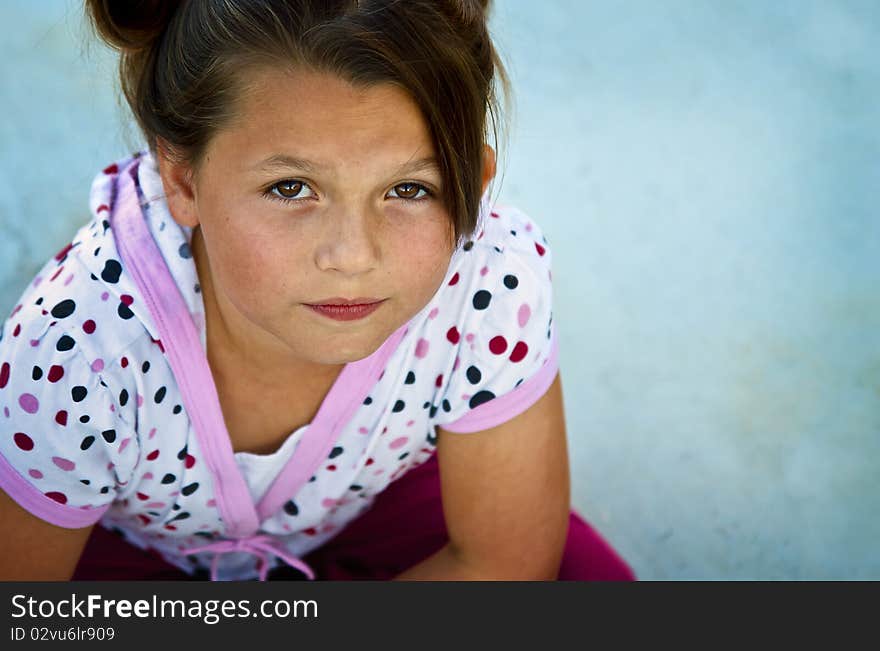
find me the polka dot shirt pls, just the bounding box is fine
[0,150,559,579]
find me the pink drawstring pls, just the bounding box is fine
[182,534,316,581]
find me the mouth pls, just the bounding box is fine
[304,298,386,322]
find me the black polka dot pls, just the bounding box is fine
[56,335,76,352]
[80,436,95,451]
[93,247,101,257]
[119,389,128,406]
[469,390,496,409]
[172,404,182,414]
[161,473,176,484]
[80,479,90,485]
[466,366,482,384]
[100,486,110,494]
[101,259,122,283]
[404,371,416,384]
[510,230,517,236]
[398,452,410,460]
[442,399,451,413]
[154,387,166,404]
[426,430,438,446]
[284,500,299,516]
[178,242,192,259]
[181,482,199,496]
[472,290,492,310]
[194,283,201,294]
[503,274,519,289]
[71,386,88,402]
[328,446,344,459]
[392,400,406,413]
[177,446,188,460]
[118,302,134,320]
[463,241,474,251]
[101,429,116,443]
[168,512,190,522]
[493,246,502,253]
[51,299,76,319]
[429,405,438,418]
[31,366,42,381]
[349,484,363,491]
[422,401,431,409]
[363,396,373,405]
[142,361,150,373]
[79,415,90,423]
[35,297,44,305]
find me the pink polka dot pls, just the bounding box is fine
[18,393,39,414]
[137,393,144,408]
[406,420,415,427]
[358,426,369,434]
[480,266,489,276]
[390,436,409,450]
[206,499,216,508]
[148,427,157,439]
[428,307,439,319]
[91,359,104,372]
[461,393,471,401]
[146,502,166,509]
[52,456,76,472]
[101,292,109,301]
[28,468,43,479]
[321,498,339,508]
[30,339,39,347]
[118,437,131,453]
[453,355,460,371]
[465,333,475,343]
[33,275,43,288]
[64,274,74,286]
[525,222,533,232]
[415,338,430,358]
[141,472,154,480]
[518,303,532,327]
[3,407,9,418]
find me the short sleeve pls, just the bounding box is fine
[0,305,140,528]
[434,208,559,434]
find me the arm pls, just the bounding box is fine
[393,372,570,581]
[0,486,93,580]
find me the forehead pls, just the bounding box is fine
[213,66,436,168]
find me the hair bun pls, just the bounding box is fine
[86,0,180,51]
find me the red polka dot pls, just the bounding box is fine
[326,464,337,471]
[138,515,151,525]
[47,365,64,383]
[13,432,34,451]
[120,356,129,368]
[490,211,500,218]
[489,336,508,355]
[54,410,68,426]
[103,163,118,175]
[146,450,160,461]
[0,362,9,388]
[446,327,460,344]
[12,323,21,337]
[448,272,460,286]
[120,294,134,306]
[137,492,149,501]
[509,341,529,363]
[83,320,96,334]
[54,242,74,261]
[304,527,318,536]
[535,242,546,256]
[435,374,444,388]
[96,204,110,214]
[184,454,196,469]
[45,491,67,504]
[365,458,374,466]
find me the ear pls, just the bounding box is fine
[155,138,200,229]
[480,144,497,196]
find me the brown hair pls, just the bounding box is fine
[85,0,510,247]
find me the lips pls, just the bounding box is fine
[306,300,385,322]
[307,297,384,307]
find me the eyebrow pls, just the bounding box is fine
[252,154,440,176]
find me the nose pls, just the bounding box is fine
[314,206,381,275]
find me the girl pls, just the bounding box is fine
[0,0,634,581]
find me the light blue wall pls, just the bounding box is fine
[1,1,877,579]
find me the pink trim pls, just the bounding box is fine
[112,160,260,538]
[440,327,560,434]
[0,453,109,529]
[255,322,410,521]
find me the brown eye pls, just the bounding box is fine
[395,182,421,199]
[275,180,304,198]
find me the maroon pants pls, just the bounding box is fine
[73,453,635,581]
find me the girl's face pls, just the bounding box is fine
[159,67,487,373]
